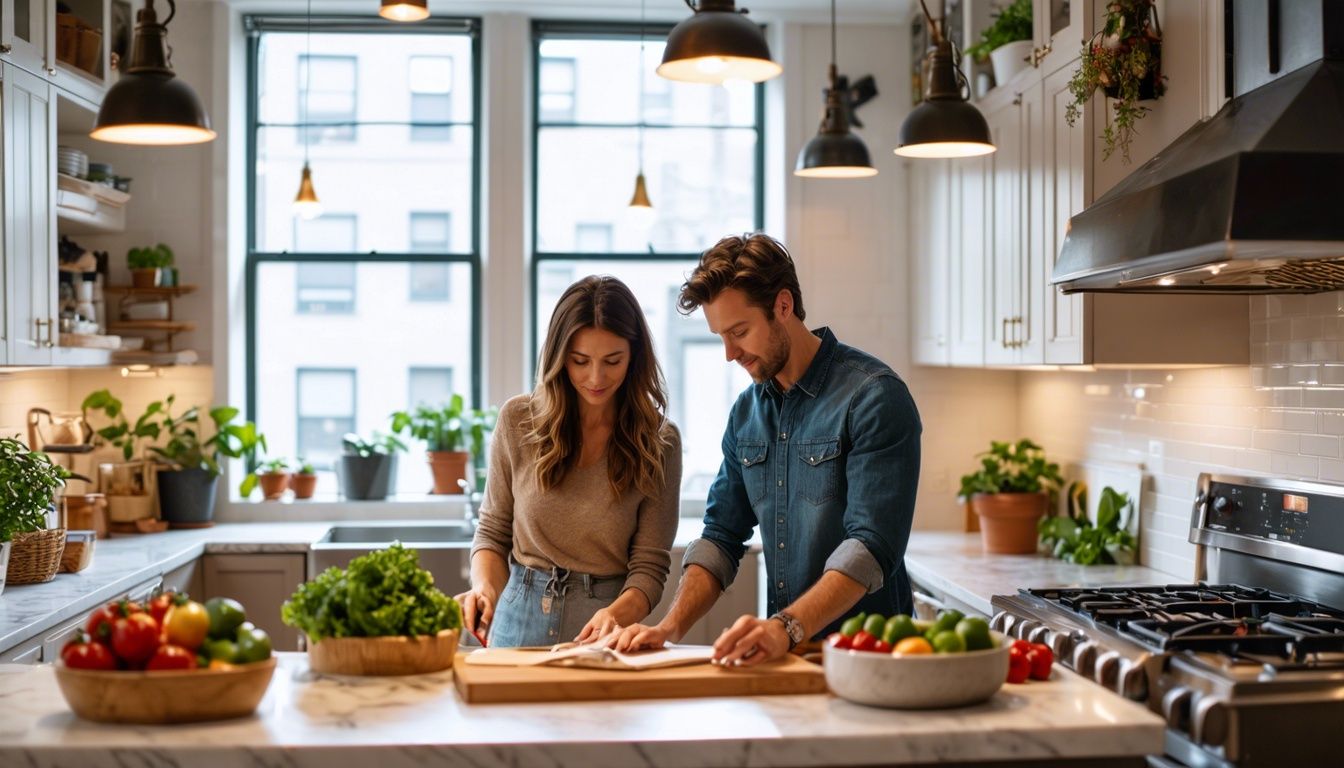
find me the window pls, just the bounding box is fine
[408,367,455,408]
[409,55,454,142]
[299,55,357,143]
[248,16,480,497]
[538,57,576,122]
[532,24,763,500]
[296,368,356,468]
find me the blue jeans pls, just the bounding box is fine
[486,560,625,648]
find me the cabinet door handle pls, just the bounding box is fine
[46,317,57,347]
[0,44,12,54]
[34,318,50,346]
[1032,44,1052,67]
[1001,317,1009,348]
[45,66,56,76]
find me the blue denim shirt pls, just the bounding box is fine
[683,327,922,639]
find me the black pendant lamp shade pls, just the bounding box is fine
[658,0,782,84]
[90,0,215,145]
[796,68,877,177]
[895,4,993,159]
[379,0,429,22]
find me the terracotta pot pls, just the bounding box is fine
[290,473,317,500]
[427,450,470,495]
[258,472,290,501]
[130,268,159,288]
[971,492,1048,554]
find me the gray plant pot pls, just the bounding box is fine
[339,454,397,500]
[157,468,219,525]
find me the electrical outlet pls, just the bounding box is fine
[1149,440,1164,458]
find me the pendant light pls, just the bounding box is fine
[794,0,876,178]
[657,0,782,85]
[629,0,655,217]
[90,0,215,145]
[894,0,994,159]
[293,0,323,220]
[379,0,429,22]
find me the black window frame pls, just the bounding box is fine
[244,14,483,444]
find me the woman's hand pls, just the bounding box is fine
[574,607,625,644]
[455,586,499,640]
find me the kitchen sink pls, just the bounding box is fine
[310,522,476,596]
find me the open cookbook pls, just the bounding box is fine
[463,641,716,671]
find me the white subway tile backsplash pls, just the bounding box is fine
[1299,434,1341,458]
[1319,458,1344,484]
[1252,430,1300,454]
[1269,452,1318,480]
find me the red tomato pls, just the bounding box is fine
[1011,638,1031,654]
[1007,643,1031,684]
[146,644,195,671]
[111,612,160,664]
[85,603,119,642]
[60,634,116,671]
[1027,643,1054,680]
[826,632,852,650]
[850,629,878,652]
[873,639,893,654]
[147,591,183,627]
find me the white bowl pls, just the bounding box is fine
[824,630,1010,709]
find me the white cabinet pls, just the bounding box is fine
[982,90,1029,365]
[1031,0,1084,77]
[3,61,55,365]
[1040,63,1087,364]
[910,160,951,366]
[202,554,306,652]
[0,0,52,78]
[948,153,989,366]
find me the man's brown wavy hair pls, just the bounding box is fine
[676,233,806,320]
[527,275,672,499]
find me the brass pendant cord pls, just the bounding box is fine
[303,0,312,166]
[638,0,647,175]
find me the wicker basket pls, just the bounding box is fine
[6,529,67,585]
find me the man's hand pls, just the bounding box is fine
[574,607,623,644]
[607,622,674,653]
[712,614,791,667]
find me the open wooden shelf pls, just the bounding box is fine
[103,285,198,298]
[106,321,196,333]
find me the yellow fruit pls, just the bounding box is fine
[892,636,934,655]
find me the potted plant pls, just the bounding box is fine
[82,389,162,524]
[338,432,405,501]
[126,243,173,288]
[1065,0,1166,163]
[963,0,1034,89]
[257,458,290,501]
[0,437,73,591]
[392,395,494,495]
[1039,484,1138,565]
[150,399,267,525]
[290,459,317,500]
[959,439,1064,554]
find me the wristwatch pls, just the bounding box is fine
[770,611,806,647]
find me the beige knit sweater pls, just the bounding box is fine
[469,394,682,608]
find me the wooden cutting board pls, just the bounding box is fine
[452,652,826,704]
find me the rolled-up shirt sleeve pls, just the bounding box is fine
[682,416,758,590]
[826,373,922,593]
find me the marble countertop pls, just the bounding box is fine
[0,652,1164,766]
[0,519,745,654]
[904,532,1178,617]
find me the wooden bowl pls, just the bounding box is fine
[307,629,459,676]
[824,631,1011,709]
[54,657,277,724]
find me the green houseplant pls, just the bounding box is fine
[1039,484,1137,565]
[391,395,498,495]
[290,458,317,500]
[82,389,161,524]
[126,243,174,288]
[257,457,290,501]
[150,398,269,523]
[963,0,1033,87]
[0,437,73,591]
[338,431,406,501]
[1065,0,1166,163]
[959,439,1064,554]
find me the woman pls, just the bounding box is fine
[458,275,682,647]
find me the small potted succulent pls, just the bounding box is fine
[391,395,497,495]
[0,437,73,591]
[959,439,1064,554]
[290,459,317,500]
[338,432,406,501]
[1065,0,1166,163]
[257,458,290,501]
[963,0,1034,88]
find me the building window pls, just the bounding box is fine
[296,368,356,468]
[299,54,357,143]
[538,57,576,123]
[408,367,455,409]
[532,23,763,499]
[248,16,480,497]
[409,55,454,142]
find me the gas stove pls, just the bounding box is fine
[991,473,1344,768]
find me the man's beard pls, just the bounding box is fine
[749,320,791,384]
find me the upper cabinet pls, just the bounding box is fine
[3,61,56,366]
[1,0,110,105]
[911,0,1249,369]
[1,0,53,78]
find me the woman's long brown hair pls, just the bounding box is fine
[526,276,672,499]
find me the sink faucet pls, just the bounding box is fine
[458,478,479,533]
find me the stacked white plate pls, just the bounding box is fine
[57,146,88,179]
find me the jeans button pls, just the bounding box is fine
[779,432,787,441]
[777,581,784,589]
[778,542,785,549]
[777,479,783,486]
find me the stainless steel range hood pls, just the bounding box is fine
[1053,0,1344,294]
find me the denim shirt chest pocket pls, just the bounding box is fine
[795,436,842,505]
[736,438,769,506]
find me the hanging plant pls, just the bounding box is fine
[1064,0,1166,163]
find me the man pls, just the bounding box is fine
[611,233,922,666]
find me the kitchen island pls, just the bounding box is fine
[0,652,1163,766]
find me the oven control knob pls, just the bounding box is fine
[1015,620,1040,640]
[1162,686,1193,732]
[1212,495,1232,515]
[1027,625,1051,645]
[1072,641,1100,677]
[1093,650,1123,689]
[1117,657,1148,701]
[990,611,1010,633]
[1046,629,1074,659]
[1193,697,1228,747]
